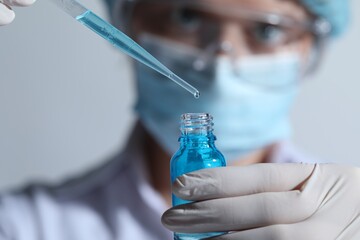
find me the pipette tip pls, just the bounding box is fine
[194,91,200,99]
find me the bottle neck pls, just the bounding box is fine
[179,113,216,146]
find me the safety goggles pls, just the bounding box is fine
[116,0,331,55]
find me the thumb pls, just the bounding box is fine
[3,0,36,7]
[0,3,15,26]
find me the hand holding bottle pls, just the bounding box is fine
[0,0,35,26]
[162,163,360,239]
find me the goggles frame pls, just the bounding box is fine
[113,0,331,77]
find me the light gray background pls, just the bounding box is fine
[0,0,359,190]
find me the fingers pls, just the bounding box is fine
[3,0,36,7]
[205,215,340,240]
[204,225,297,240]
[0,0,35,26]
[173,163,315,201]
[0,3,15,25]
[162,190,317,233]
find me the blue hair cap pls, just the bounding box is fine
[300,0,350,37]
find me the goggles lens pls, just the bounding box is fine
[127,1,315,54]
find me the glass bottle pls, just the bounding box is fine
[170,113,227,240]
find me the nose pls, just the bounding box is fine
[216,21,250,58]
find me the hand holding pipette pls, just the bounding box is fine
[0,0,36,25]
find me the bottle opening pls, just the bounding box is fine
[180,113,214,135]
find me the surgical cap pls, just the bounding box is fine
[301,0,350,37]
[104,0,350,38]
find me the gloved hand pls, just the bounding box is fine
[0,0,35,26]
[162,163,360,239]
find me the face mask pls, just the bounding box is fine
[135,33,300,161]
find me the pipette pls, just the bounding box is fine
[50,0,200,99]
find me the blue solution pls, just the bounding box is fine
[170,113,227,240]
[76,10,142,55]
[76,10,200,98]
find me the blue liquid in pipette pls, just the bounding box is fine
[76,10,200,99]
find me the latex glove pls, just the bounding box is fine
[162,163,360,239]
[0,0,35,26]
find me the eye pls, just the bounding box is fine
[172,7,201,32]
[251,23,287,47]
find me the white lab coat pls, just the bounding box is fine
[0,125,317,240]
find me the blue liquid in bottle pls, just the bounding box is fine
[170,113,227,240]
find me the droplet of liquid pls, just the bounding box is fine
[194,91,200,99]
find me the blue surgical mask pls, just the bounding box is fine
[135,33,300,161]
